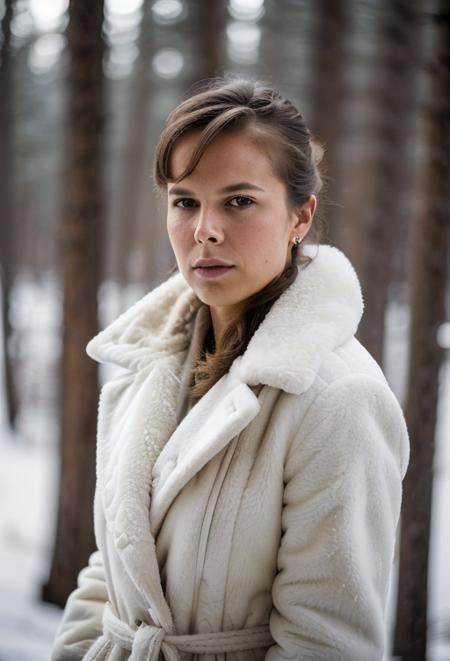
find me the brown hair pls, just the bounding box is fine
[152,74,328,401]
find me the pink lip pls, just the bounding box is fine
[194,265,235,279]
[193,258,234,268]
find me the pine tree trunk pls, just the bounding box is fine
[42,0,105,606]
[393,3,450,657]
[115,1,153,289]
[195,0,227,83]
[358,0,419,366]
[309,0,348,248]
[0,0,18,430]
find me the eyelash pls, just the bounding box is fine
[172,195,254,210]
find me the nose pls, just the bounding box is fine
[193,207,224,245]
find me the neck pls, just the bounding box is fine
[209,302,246,350]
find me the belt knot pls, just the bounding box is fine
[102,602,180,661]
[133,618,179,661]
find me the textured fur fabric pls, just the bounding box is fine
[50,244,410,661]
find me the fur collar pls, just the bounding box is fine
[86,244,364,396]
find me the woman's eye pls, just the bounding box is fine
[228,196,253,208]
[173,198,196,209]
[173,196,253,210]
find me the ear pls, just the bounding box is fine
[290,195,317,239]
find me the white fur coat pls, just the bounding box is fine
[50,244,410,661]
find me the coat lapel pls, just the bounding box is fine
[96,353,186,631]
[94,308,260,631]
[149,355,261,537]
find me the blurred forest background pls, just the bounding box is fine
[0,0,449,659]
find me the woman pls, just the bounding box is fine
[51,77,410,661]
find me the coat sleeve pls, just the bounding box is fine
[49,548,108,660]
[265,373,410,661]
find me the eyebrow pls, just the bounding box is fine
[168,182,265,196]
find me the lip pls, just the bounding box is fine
[193,258,234,268]
[193,265,235,279]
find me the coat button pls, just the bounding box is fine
[226,400,235,414]
[115,532,130,549]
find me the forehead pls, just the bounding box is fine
[169,127,281,184]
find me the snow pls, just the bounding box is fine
[0,276,449,659]
[0,419,62,661]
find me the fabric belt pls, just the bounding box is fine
[96,600,274,660]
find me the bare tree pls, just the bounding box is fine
[114,1,154,291]
[194,0,227,84]
[0,0,18,430]
[393,2,450,657]
[309,0,349,247]
[357,0,420,366]
[42,0,105,606]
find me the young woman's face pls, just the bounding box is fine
[166,128,315,312]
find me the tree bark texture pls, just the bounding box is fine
[358,0,420,367]
[42,0,105,607]
[0,0,18,430]
[393,3,450,658]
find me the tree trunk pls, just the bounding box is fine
[194,0,227,85]
[0,0,18,430]
[357,0,420,366]
[393,2,450,657]
[309,0,349,248]
[42,0,105,606]
[115,1,153,290]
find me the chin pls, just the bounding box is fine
[193,287,244,308]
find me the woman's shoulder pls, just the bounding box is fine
[316,334,389,388]
[281,336,410,481]
[277,333,395,421]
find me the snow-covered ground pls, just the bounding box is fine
[0,275,449,660]
[0,424,62,661]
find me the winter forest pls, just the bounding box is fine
[0,0,449,659]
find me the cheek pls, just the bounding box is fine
[167,220,191,251]
[245,222,287,264]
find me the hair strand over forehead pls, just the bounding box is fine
[153,75,326,216]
